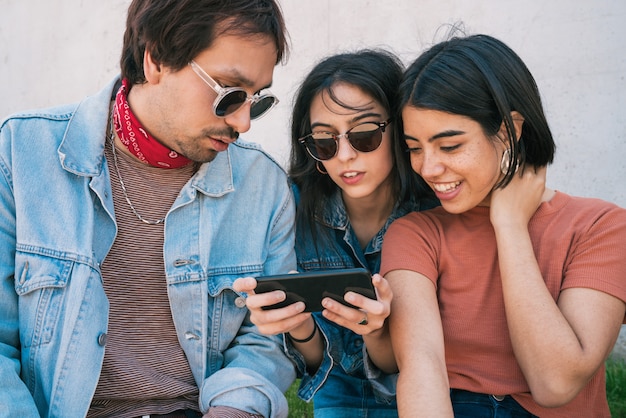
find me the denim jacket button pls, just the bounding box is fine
[173,259,194,267]
[19,261,29,284]
[234,297,246,308]
[184,332,200,340]
[97,333,108,346]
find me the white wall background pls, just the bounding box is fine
[1,0,625,209]
[1,0,625,356]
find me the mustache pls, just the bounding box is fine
[204,128,239,141]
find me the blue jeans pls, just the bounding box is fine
[313,370,398,417]
[450,389,538,418]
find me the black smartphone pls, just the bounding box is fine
[255,268,375,312]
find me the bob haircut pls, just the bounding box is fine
[289,49,435,255]
[401,34,556,187]
[120,0,289,84]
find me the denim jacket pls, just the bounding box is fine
[0,77,297,418]
[286,188,436,416]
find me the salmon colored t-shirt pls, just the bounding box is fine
[381,191,626,418]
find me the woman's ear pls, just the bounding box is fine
[143,49,162,84]
[510,111,525,142]
[498,111,525,143]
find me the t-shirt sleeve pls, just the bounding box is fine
[380,212,440,287]
[561,203,626,313]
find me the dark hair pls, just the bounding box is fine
[289,49,436,260]
[121,0,289,84]
[401,34,556,187]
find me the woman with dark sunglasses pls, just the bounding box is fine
[236,49,438,416]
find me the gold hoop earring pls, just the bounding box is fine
[500,148,519,174]
[316,161,327,174]
[500,148,511,174]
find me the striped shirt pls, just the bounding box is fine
[88,141,198,418]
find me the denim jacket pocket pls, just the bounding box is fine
[14,252,72,348]
[337,331,365,376]
[321,319,366,377]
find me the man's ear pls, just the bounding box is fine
[143,49,162,84]
[498,111,525,142]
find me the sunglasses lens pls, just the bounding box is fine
[307,134,337,160]
[215,90,248,117]
[348,124,383,152]
[301,122,387,161]
[250,95,277,120]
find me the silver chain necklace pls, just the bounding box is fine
[108,113,166,225]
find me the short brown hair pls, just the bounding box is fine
[120,0,289,84]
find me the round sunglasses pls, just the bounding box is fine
[298,120,391,161]
[189,60,278,120]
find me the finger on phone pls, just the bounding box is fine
[371,273,392,302]
[245,290,287,310]
[320,302,364,331]
[233,276,258,293]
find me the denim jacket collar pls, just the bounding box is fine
[314,189,419,255]
[192,151,235,197]
[58,77,117,177]
[57,76,237,198]
[315,190,350,230]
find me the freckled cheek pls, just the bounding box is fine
[456,145,485,171]
[475,154,500,179]
[466,153,500,190]
[467,154,483,169]
[409,155,423,173]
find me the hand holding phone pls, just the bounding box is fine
[255,268,375,312]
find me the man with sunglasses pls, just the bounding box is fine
[0,1,296,417]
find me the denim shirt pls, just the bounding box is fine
[0,77,297,418]
[286,187,436,416]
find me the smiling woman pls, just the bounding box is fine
[373,33,626,418]
[403,108,512,212]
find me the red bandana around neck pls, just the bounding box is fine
[113,78,192,169]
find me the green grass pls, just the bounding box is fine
[286,360,626,417]
[286,380,314,417]
[607,358,626,418]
